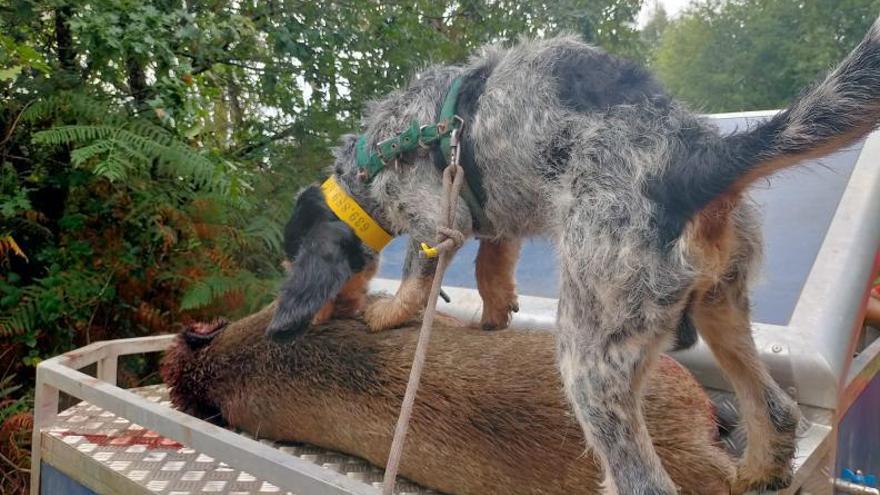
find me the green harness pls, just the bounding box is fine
[354,77,493,234]
[355,77,464,180]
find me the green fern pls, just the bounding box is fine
[70,140,115,165]
[26,92,243,193]
[21,92,108,124]
[0,374,22,400]
[243,215,283,253]
[93,153,130,183]
[33,123,223,189]
[0,287,38,338]
[180,274,241,310]
[179,272,274,312]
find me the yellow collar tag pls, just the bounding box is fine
[320,176,393,252]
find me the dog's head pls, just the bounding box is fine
[266,184,377,342]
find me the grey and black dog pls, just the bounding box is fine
[267,18,880,494]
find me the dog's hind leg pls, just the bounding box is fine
[556,308,679,494]
[476,238,521,330]
[691,273,800,494]
[556,233,683,494]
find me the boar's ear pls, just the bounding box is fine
[182,319,229,350]
[266,218,365,342]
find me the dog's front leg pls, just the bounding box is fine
[364,238,438,331]
[476,238,521,330]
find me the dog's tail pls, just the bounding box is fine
[726,17,880,189]
[657,17,880,236]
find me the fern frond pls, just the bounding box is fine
[93,154,130,182]
[70,140,115,166]
[0,295,37,338]
[0,235,28,262]
[111,136,152,165]
[179,273,253,311]
[21,92,109,124]
[243,216,282,253]
[32,125,116,145]
[0,375,22,399]
[180,279,213,311]
[33,123,224,190]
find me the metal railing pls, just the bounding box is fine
[29,335,379,495]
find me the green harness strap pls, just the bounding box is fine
[355,77,464,180]
[354,76,493,235]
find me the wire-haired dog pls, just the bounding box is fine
[268,18,880,494]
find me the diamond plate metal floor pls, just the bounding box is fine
[42,384,831,494]
[43,385,437,495]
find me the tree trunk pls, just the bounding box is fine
[55,5,76,75]
[125,56,151,108]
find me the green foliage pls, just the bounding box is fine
[652,0,880,112]
[0,33,50,82]
[640,2,669,58]
[179,272,276,312]
[34,122,225,189]
[0,372,32,426]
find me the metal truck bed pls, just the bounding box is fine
[30,328,839,495]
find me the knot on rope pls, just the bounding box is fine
[436,226,465,249]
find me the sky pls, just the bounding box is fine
[637,0,693,27]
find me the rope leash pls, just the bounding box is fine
[381,130,466,495]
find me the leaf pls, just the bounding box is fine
[0,235,28,262]
[180,280,212,310]
[184,123,203,139]
[0,382,21,399]
[0,66,22,82]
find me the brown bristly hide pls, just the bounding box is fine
[161,304,735,495]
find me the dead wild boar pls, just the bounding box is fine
[161,303,735,494]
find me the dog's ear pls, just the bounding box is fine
[283,185,326,261]
[267,217,366,342]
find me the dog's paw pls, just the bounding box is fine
[364,297,415,332]
[731,464,793,495]
[479,298,519,331]
[731,394,799,495]
[731,437,796,494]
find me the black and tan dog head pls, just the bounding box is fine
[266,185,377,342]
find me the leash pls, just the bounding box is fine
[381,128,466,495]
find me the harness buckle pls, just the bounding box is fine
[417,124,434,149]
[448,127,463,169]
[375,136,397,164]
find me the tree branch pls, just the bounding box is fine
[232,123,303,158]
